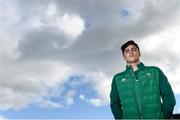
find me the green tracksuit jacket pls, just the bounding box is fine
[110,63,176,119]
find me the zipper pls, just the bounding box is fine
[131,70,143,118]
[135,79,143,119]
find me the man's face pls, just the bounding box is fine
[123,45,140,64]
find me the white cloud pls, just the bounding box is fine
[46,2,59,17]
[1,0,180,113]
[140,25,180,95]
[0,60,73,110]
[90,72,112,104]
[79,94,85,100]
[0,116,7,120]
[77,72,111,106]
[89,98,103,107]
[57,14,85,39]
[46,2,85,40]
[64,90,76,105]
[79,94,103,107]
[34,97,63,109]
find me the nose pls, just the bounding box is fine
[129,50,133,55]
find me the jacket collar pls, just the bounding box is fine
[126,62,145,71]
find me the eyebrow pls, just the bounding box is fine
[124,47,137,51]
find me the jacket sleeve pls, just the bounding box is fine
[158,68,176,119]
[110,76,123,119]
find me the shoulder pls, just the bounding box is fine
[112,70,127,81]
[143,64,161,71]
[143,65,165,76]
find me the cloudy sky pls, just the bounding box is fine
[1,0,180,119]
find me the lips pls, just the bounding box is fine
[129,55,134,57]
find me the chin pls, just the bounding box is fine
[127,60,139,63]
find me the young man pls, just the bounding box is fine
[110,40,176,119]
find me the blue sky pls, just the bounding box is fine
[1,0,180,119]
[0,98,113,119]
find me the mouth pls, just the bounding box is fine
[129,55,134,57]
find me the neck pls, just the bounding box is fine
[128,61,140,71]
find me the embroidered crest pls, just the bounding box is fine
[146,72,151,78]
[121,78,126,82]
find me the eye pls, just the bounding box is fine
[131,48,137,51]
[124,50,130,54]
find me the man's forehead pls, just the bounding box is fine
[124,45,137,50]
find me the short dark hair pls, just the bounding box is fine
[121,40,140,54]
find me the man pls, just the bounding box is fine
[110,40,176,119]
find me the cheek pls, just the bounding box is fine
[134,52,140,56]
[124,55,128,59]
[137,53,141,57]
[124,56,132,61]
